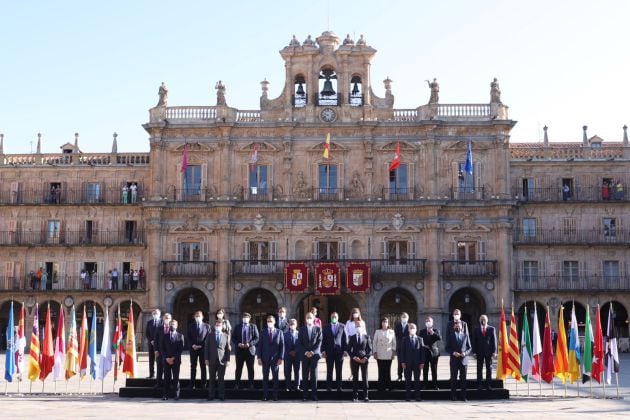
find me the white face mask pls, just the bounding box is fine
[242,318,250,324]
[195,317,202,323]
[152,314,160,320]
[164,318,171,325]
[267,322,274,328]
[306,318,313,326]
[352,313,359,319]
[401,317,408,323]
[409,329,417,336]
[425,321,433,328]
[216,313,224,320]
[279,313,286,318]
[453,314,461,321]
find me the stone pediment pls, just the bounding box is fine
[237,225,282,234]
[309,141,347,153]
[306,225,352,233]
[445,140,492,151]
[171,214,212,232]
[174,142,215,152]
[239,141,279,152]
[376,225,420,233]
[380,141,416,151]
[589,135,603,143]
[445,223,490,233]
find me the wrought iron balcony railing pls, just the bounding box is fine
[514,229,630,245]
[0,229,145,246]
[161,261,217,278]
[441,260,498,278]
[514,274,630,291]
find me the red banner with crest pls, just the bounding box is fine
[285,263,308,293]
[315,263,340,295]
[346,262,371,293]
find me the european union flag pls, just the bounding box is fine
[464,141,473,175]
[5,301,16,382]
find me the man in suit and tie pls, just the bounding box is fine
[232,312,259,390]
[472,314,497,390]
[347,320,372,402]
[204,317,230,401]
[187,310,210,388]
[145,308,162,379]
[298,311,322,401]
[277,307,289,333]
[445,319,472,401]
[322,311,346,392]
[418,316,441,390]
[394,312,410,381]
[257,315,285,401]
[161,319,185,400]
[446,308,469,336]
[400,323,425,401]
[283,318,301,391]
[154,312,172,388]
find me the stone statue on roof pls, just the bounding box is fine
[426,78,439,104]
[490,78,501,103]
[157,82,168,107]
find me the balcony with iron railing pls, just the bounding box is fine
[0,185,146,205]
[514,186,629,203]
[514,273,630,291]
[1,152,150,166]
[513,229,630,245]
[0,229,145,246]
[0,275,146,291]
[161,261,217,278]
[441,260,498,278]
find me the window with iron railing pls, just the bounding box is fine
[523,218,537,238]
[562,260,579,281]
[523,260,539,282]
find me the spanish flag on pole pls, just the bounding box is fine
[65,305,78,380]
[508,306,522,381]
[323,133,331,159]
[554,305,570,383]
[78,305,89,379]
[27,302,41,382]
[122,301,137,378]
[496,302,509,379]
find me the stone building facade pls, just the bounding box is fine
[1,31,628,348]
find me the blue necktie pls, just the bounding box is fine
[216,333,220,346]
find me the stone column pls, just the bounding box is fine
[423,221,442,327]
[144,207,163,309]
[214,222,231,314]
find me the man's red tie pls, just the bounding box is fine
[482,327,486,336]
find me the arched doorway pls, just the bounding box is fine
[517,301,546,342]
[118,300,143,349]
[172,288,210,332]
[448,287,486,330]
[379,288,418,326]
[76,302,105,348]
[240,288,278,331]
[296,293,359,327]
[600,301,629,338]
[559,301,586,337]
[38,300,62,345]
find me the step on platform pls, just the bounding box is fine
[119,379,509,401]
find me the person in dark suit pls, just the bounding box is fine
[276,307,289,333]
[394,312,410,381]
[204,318,230,401]
[257,315,285,401]
[154,312,172,388]
[446,308,469,336]
[283,319,301,391]
[445,319,472,401]
[231,312,259,390]
[418,316,441,390]
[145,309,162,379]
[298,311,322,401]
[187,310,210,388]
[161,319,185,401]
[400,323,426,401]
[347,320,372,402]
[472,314,497,390]
[322,311,346,392]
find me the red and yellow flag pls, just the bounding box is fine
[508,307,522,381]
[389,140,401,172]
[27,303,41,382]
[322,133,331,159]
[554,305,570,383]
[65,306,79,380]
[78,305,89,378]
[541,307,555,383]
[39,303,55,381]
[122,302,136,378]
[496,304,509,379]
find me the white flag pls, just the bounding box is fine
[97,307,112,380]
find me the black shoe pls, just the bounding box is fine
[302,397,307,402]
[415,397,422,402]
[207,397,214,401]
[273,397,278,401]
[162,396,168,401]
[353,395,358,402]
[312,396,318,402]
[462,397,468,402]
[405,398,411,402]
[233,384,239,390]
[220,397,225,401]
[364,397,369,402]
[451,396,457,401]
[262,397,268,401]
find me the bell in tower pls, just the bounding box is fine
[296,83,305,96]
[352,82,360,95]
[319,68,337,97]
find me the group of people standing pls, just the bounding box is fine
[145,307,499,402]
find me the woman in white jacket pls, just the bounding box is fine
[373,317,396,392]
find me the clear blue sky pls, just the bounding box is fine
[1,1,628,153]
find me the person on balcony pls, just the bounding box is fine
[111,267,119,290]
[130,183,138,203]
[122,185,129,204]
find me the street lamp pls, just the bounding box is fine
[395,293,400,304]
[256,294,262,304]
[188,293,195,304]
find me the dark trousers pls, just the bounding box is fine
[284,356,300,390]
[190,347,206,383]
[476,354,492,387]
[148,343,156,377]
[351,360,368,398]
[326,354,343,390]
[423,355,439,387]
[376,359,392,391]
[163,362,181,398]
[301,355,319,399]
[450,359,467,399]
[111,277,118,290]
[396,347,403,378]
[262,361,280,399]
[156,354,164,385]
[208,362,226,400]
[404,364,421,400]
[235,349,255,387]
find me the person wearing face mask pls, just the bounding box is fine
[145,309,162,379]
[394,312,410,381]
[283,319,301,391]
[187,310,210,389]
[418,316,441,390]
[155,312,172,389]
[373,317,396,392]
[344,308,364,343]
[400,323,425,401]
[310,307,322,328]
[256,315,285,401]
[276,307,289,333]
[348,320,372,402]
[298,312,322,401]
[445,319,472,401]
[322,311,347,392]
[205,318,231,401]
[447,309,469,337]
[215,308,232,337]
[232,312,259,390]
[160,319,185,401]
[472,314,496,391]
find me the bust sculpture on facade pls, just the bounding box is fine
[426,78,439,104]
[303,35,315,46]
[157,82,168,107]
[350,171,365,195]
[490,78,501,103]
[215,80,226,106]
[289,35,300,46]
[293,171,310,198]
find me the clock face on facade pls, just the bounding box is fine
[320,107,337,122]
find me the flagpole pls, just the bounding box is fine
[539,377,541,397]
[615,372,619,398]
[577,376,580,397]
[551,378,554,396]
[602,371,606,398]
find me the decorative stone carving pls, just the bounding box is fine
[215,80,226,106]
[232,184,244,200]
[490,78,501,104]
[392,213,404,231]
[426,78,439,104]
[322,211,335,231]
[292,171,310,198]
[157,82,168,107]
[356,34,366,45]
[272,184,284,199]
[289,35,300,47]
[183,214,200,231]
[343,34,354,45]
[253,214,265,232]
[303,35,315,46]
[350,171,365,195]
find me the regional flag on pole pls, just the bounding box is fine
[605,303,620,385]
[180,143,189,173]
[122,302,137,378]
[39,303,54,381]
[520,304,534,382]
[531,304,542,381]
[112,304,123,381]
[389,140,401,172]
[568,304,582,383]
[89,305,97,379]
[508,307,522,381]
[27,302,41,382]
[65,305,78,380]
[582,304,594,383]
[541,306,555,383]
[554,305,570,383]
[323,133,331,159]
[496,303,509,379]
[4,301,16,382]
[53,303,66,380]
[78,305,88,379]
[592,304,605,383]
[97,305,112,380]
[16,302,26,379]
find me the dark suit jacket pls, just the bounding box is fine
[283,330,301,361]
[232,322,260,356]
[160,331,185,365]
[399,335,426,366]
[322,322,347,357]
[145,319,163,346]
[445,330,472,366]
[347,333,372,360]
[256,327,285,363]
[187,321,211,349]
[394,322,410,351]
[298,325,322,358]
[418,327,441,358]
[154,324,171,358]
[204,326,230,366]
[472,325,497,357]
[276,317,289,333]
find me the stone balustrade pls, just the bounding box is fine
[1,152,150,166]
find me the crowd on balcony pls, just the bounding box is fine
[601,180,624,200]
[26,266,146,291]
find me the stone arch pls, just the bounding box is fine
[295,292,361,328]
[600,301,629,338]
[517,300,546,342]
[294,239,307,259]
[447,286,487,330]
[239,287,279,331]
[378,287,419,327]
[170,287,211,332]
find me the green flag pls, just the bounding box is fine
[582,304,593,383]
[520,305,534,382]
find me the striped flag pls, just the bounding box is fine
[122,302,136,378]
[541,307,555,383]
[65,305,78,380]
[89,305,97,379]
[582,304,593,383]
[97,305,112,380]
[567,304,582,383]
[15,302,26,379]
[39,304,54,381]
[323,133,331,159]
[508,307,522,381]
[112,304,123,381]
[496,304,509,379]
[27,302,40,382]
[4,301,16,382]
[605,303,620,385]
[78,305,88,379]
[389,140,401,172]
[53,303,66,380]
[531,305,542,381]
[520,304,534,381]
[554,305,569,383]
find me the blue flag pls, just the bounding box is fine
[89,305,97,379]
[5,301,16,382]
[464,141,473,175]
